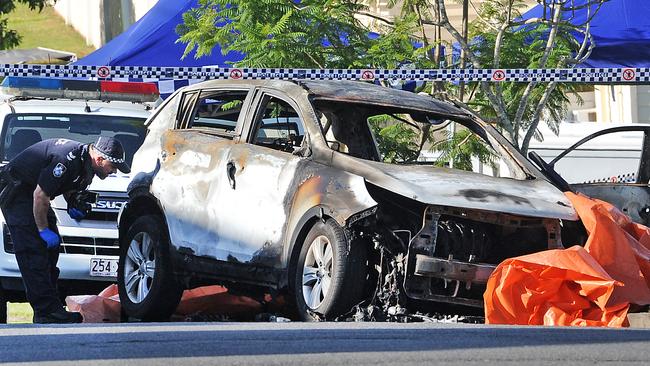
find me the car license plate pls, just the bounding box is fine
[90,257,118,277]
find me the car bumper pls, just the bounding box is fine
[0,221,119,282]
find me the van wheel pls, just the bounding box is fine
[293,218,367,321]
[0,284,6,324]
[118,215,182,321]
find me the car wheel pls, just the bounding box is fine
[293,218,367,321]
[118,215,182,321]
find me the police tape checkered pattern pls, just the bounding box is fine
[584,172,637,184]
[1,64,649,83]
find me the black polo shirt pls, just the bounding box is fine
[7,138,95,198]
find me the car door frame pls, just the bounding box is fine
[553,125,650,225]
[154,86,261,263]
[195,87,312,267]
[549,125,650,183]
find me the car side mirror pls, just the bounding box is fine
[329,141,341,152]
[292,145,311,157]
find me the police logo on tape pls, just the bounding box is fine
[53,163,67,178]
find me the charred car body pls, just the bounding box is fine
[117,80,581,321]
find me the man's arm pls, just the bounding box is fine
[33,185,51,231]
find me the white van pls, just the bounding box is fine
[0,78,157,318]
[528,122,647,184]
[527,122,650,226]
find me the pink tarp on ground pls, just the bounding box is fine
[66,285,263,323]
[484,192,650,327]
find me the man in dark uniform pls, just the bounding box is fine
[0,136,130,323]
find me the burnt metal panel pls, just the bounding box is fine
[414,255,496,283]
[572,183,650,226]
[330,153,577,221]
[298,80,469,118]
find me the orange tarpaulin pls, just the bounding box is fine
[484,192,650,327]
[175,285,263,317]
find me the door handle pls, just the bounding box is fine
[226,161,236,189]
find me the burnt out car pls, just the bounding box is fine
[116,80,579,321]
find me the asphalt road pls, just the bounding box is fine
[1,322,649,365]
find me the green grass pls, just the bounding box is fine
[7,302,33,324]
[6,3,96,59]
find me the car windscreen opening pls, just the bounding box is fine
[313,100,521,179]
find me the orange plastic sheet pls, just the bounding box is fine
[484,192,650,327]
[66,284,263,323]
[175,285,263,317]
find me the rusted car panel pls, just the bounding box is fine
[572,184,650,225]
[117,79,586,321]
[155,133,377,267]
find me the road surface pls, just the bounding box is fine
[1,322,649,365]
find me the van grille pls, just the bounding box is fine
[60,236,120,256]
[2,227,118,256]
[84,211,119,221]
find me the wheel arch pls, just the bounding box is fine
[118,191,166,246]
[282,204,375,290]
[283,207,326,290]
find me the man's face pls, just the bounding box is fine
[93,157,117,179]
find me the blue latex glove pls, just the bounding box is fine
[39,228,60,249]
[68,207,86,220]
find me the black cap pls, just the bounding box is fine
[94,136,131,173]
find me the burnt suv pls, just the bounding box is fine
[117,79,582,321]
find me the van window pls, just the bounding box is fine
[545,130,644,184]
[1,114,146,163]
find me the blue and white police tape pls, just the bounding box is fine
[0,64,648,83]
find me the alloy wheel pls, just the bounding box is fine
[302,235,333,309]
[123,232,156,303]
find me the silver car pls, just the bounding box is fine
[118,79,581,321]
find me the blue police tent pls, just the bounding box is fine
[74,0,243,67]
[521,0,650,68]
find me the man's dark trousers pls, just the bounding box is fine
[1,192,63,316]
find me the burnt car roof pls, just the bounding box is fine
[180,79,470,119]
[297,80,470,118]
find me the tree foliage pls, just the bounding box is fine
[177,0,374,68]
[0,0,48,50]
[369,116,421,163]
[178,0,607,168]
[431,128,498,171]
[433,0,605,153]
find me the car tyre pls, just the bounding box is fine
[118,215,182,321]
[293,218,367,321]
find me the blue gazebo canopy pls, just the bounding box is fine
[74,0,243,67]
[522,0,650,68]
